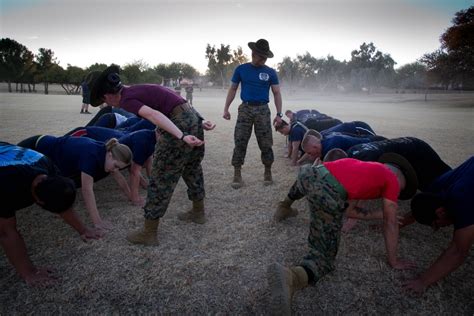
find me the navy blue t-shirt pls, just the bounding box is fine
[84,126,126,142]
[120,118,155,133]
[119,130,156,166]
[347,137,451,190]
[321,133,380,158]
[322,121,376,137]
[36,136,108,182]
[289,122,307,143]
[231,63,279,103]
[425,156,474,230]
[0,142,58,218]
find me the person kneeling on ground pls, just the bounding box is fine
[267,157,417,314]
[403,156,474,294]
[0,142,101,287]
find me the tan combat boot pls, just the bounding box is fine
[273,197,298,222]
[231,167,243,189]
[267,263,309,316]
[126,218,160,246]
[177,200,206,224]
[264,165,273,186]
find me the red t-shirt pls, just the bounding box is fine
[324,158,400,202]
[119,84,186,117]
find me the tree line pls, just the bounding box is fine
[0,40,199,95]
[1,6,472,94]
[205,6,474,92]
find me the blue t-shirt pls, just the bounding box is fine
[120,118,155,133]
[0,142,58,217]
[84,127,126,143]
[119,130,156,166]
[231,63,279,103]
[36,135,108,182]
[425,156,474,230]
[322,121,376,137]
[321,133,380,157]
[289,122,307,143]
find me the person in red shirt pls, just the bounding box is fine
[268,157,417,314]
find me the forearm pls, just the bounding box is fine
[224,88,237,110]
[418,242,467,287]
[59,209,87,235]
[0,225,36,279]
[129,167,142,202]
[147,111,183,139]
[81,185,102,225]
[274,90,282,113]
[290,148,299,166]
[383,212,400,266]
[112,170,132,200]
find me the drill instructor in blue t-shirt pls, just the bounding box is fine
[223,39,283,189]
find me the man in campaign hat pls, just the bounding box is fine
[223,39,283,189]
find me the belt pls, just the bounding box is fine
[171,102,193,116]
[242,101,268,106]
[316,165,347,200]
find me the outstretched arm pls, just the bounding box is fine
[404,224,474,293]
[81,172,110,231]
[138,105,204,147]
[111,169,132,200]
[129,162,145,206]
[382,198,416,270]
[58,208,103,241]
[0,217,54,286]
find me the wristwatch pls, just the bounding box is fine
[277,112,283,117]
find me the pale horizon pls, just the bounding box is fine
[1,0,472,74]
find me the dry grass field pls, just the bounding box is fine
[0,89,473,315]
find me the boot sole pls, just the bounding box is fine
[267,263,292,316]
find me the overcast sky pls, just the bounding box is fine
[1,0,472,73]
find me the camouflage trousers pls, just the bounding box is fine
[144,106,205,219]
[231,104,274,167]
[296,164,347,282]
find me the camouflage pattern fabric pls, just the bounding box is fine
[144,107,205,219]
[231,103,274,167]
[295,164,347,282]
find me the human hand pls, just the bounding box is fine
[183,135,204,147]
[80,227,104,242]
[390,258,417,270]
[24,267,58,287]
[223,110,231,120]
[202,120,216,131]
[273,116,282,125]
[402,278,427,295]
[94,219,113,232]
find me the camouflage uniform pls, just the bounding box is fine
[232,103,274,167]
[296,164,348,282]
[144,107,205,219]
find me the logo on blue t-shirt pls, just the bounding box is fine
[259,73,270,81]
[0,144,43,167]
